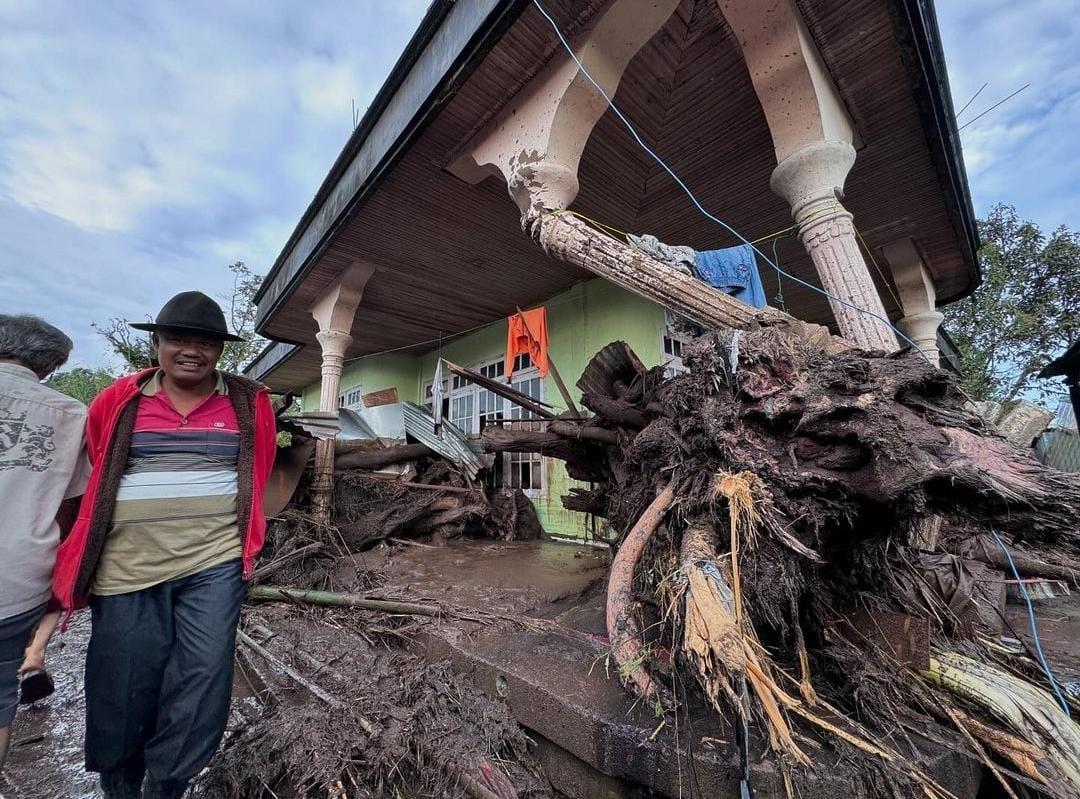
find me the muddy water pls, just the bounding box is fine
[377,538,611,615]
[3,612,100,799]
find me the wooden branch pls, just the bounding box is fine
[249,585,444,617]
[479,426,577,460]
[250,542,325,583]
[607,485,675,703]
[580,393,648,429]
[236,629,343,709]
[548,419,619,445]
[562,487,609,516]
[444,361,557,420]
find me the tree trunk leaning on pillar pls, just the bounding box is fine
[524,210,851,355]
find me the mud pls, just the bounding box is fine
[2,612,100,799]
[374,538,610,615]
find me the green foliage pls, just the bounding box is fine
[219,261,267,373]
[95,262,266,375]
[92,318,155,373]
[944,204,1080,403]
[45,367,116,405]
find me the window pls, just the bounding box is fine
[433,355,546,496]
[450,392,475,434]
[661,311,699,378]
[661,333,690,377]
[339,385,364,410]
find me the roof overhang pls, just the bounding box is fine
[252,0,529,329]
[249,0,981,389]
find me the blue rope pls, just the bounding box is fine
[530,0,933,365]
[989,529,1071,716]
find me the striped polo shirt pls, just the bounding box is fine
[92,371,242,595]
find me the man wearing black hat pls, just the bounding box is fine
[53,292,280,799]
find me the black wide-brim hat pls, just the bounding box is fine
[130,291,244,342]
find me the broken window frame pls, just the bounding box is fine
[339,385,365,411]
[661,311,700,378]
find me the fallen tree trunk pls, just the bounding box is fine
[479,427,577,459]
[492,325,1080,797]
[525,210,847,354]
[335,442,433,470]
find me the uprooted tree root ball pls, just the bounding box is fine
[200,606,551,799]
[496,322,1080,798]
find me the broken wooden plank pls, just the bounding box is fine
[362,387,400,407]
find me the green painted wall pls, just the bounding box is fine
[303,278,669,537]
[303,351,421,411]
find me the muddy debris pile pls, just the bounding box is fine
[223,317,1080,798]
[201,604,549,799]
[479,322,1080,798]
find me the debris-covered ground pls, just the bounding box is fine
[206,604,550,799]
[6,323,1080,799]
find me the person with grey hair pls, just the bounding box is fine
[0,314,90,775]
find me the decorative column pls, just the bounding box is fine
[309,329,351,520]
[771,142,898,352]
[882,238,943,366]
[309,261,377,521]
[447,0,680,217]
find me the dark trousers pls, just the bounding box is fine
[85,560,245,799]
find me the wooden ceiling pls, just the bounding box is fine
[260,0,976,391]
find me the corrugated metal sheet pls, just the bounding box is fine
[1036,429,1080,473]
[401,402,485,479]
[577,340,647,398]
[1052,398,1078,432]
[337,403,484,478]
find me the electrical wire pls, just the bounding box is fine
[530,0,934,364]
[958,84,1031,131]
[989,529,1071,717]
[955,81,988,119]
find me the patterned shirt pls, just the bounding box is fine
[92,371,242,595]
[0,363,90,619]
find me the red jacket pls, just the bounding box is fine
[52,369,277,610]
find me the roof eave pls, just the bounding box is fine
[887,0,981,305]
[252,0,528,333]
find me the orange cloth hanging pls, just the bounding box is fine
[505,308,549,380]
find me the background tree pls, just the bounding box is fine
[219,261,266,373]
[45,367,116,405]
[95,262,265,374]
[92,318,155,372]
[944,203,1080,404]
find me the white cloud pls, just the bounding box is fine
[937,0,1080,229]
[0,0,426,368]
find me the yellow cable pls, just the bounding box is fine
[750,223,798,244]
[561,209,630,241]
[854,224,903,310]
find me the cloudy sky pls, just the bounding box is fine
[1,1,1076,370]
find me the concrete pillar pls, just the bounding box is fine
[716,0,897,352]
[771,142,897,352]
[309,261,377,521]
[882,238,943,365]
[448,0,680,217]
